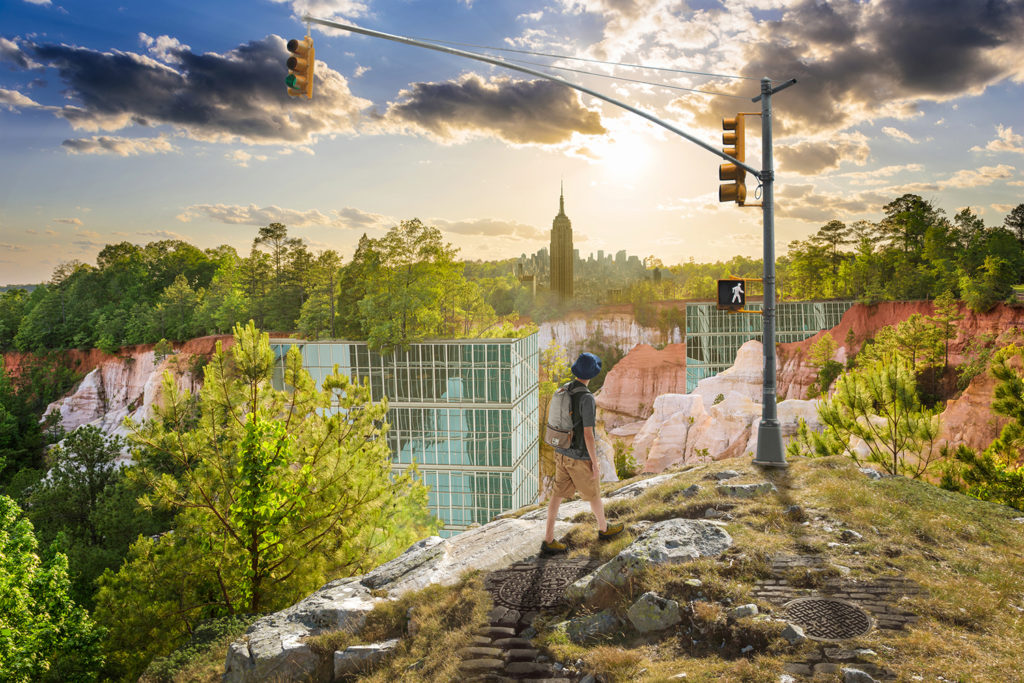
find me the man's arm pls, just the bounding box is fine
[584,426,599,478]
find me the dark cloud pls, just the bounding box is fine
[681,0,1024,135]
[9,35,368,144]
[380,74,607,144]
[61,135,174,155]
[776,134,870,175]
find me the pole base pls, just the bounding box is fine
[752,420,788,468]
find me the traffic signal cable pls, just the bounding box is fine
[501,55,754,100]
[408,36,762,82]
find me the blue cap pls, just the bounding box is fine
[571,352,602,380]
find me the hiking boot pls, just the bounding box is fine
[598,522,624,541]
[540,539,567,555]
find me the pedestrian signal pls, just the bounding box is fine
[719,115,746,205]
[717,279,745,310]
[286,37,314,99]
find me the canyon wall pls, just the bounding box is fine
[594,343,687,429]
[538,312,682,358]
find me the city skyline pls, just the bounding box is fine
[2,0,1022,284]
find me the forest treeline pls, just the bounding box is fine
[2,195,1022,357]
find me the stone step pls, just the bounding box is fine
[471,635,494,646]
[460,658,505,673]
[503,661,557,677]
[478,626,517,639]
[492,637,533,649]
[505,647,541,662]
[458,646,504,659]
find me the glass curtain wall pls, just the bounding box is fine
[685,301,854,391]
[270,334,539,537]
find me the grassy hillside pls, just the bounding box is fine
[173,456,1024,681]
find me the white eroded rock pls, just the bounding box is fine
[692,340,764,406]
[334,639,400,677]
[224,517,571,683]
[568,519,732,601]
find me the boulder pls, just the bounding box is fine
[716,482,778,498]
[334,639,400,677]
[692,340,764,406]
[607,473,678,499]
[567,609,621,643]
[627,592,682,632]
[568,519,732,601]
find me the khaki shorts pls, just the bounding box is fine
[552,453,599,502]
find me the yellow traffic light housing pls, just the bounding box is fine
[286,37,314,99]
[719,115,746,205]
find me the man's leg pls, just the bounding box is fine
[544,493,562,543]
[588,496,607,533]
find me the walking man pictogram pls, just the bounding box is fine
[732,281,744,303]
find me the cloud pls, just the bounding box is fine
[23,0,51,5]
[840,163,924,185]
[647,0,1024,135]
[375,73,607,145]
[971,125,1024,154]
[176,203,392,230]
[268,0,368,20]
[0,37,40,69]
[432,218,546,240]
[62,135,175,156]
[0,87,46,110]
[882,126,917,143]
[136,229,189,240]
[940,164,1015,189]
[991,203,1015,213]
[226,149,269,166]
[0,243,28,252]
[52,217,82,226]
[138,33,190,64]
[4,35,370,145]
[1009,180,1024,187]
[776,132,871,174]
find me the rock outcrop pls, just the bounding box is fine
[538,310,682,359]
[223,517,573,683]
[621,340,824,472]
[595,343,687,428]
[42,348,205,463]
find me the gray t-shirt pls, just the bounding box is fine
[555,381,596,461]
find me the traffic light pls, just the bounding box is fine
[719,115,746,205]
[717,279,745,311]
[286,37,314,99]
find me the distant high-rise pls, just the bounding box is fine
[550,183,573,301]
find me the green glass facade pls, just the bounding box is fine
[269,335,540,537]
[685,301,854,392]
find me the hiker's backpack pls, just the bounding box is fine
[543,382,587,449]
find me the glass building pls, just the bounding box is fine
[269,335,540,537]
[685,301,854,391]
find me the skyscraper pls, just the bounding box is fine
[549,183,573,301]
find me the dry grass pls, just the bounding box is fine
[308,572,491,682]
[201,456,1024,682]
[527,455,1024,682]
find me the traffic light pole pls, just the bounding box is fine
[752,76,788,468]
[302,15,795,468]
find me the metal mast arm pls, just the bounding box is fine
[302,15,761,177]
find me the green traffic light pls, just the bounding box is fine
[286,74,297,88]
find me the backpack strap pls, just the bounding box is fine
[567,381,590,452]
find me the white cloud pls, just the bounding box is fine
[226,149,269,167]
[176,203,392,230]
[882,126,917,143]
[940,164,1015,189]
[52,217,82,226]
[971,125,1024,154]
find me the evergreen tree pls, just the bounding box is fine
[94,322,438,675]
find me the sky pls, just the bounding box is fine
[1,0,1022,285]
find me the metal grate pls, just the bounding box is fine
[485,558,598,611]
[782,598,873,641]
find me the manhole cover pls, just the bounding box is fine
[782,598,873,641]
[485,558,597,611]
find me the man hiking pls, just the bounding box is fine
[541,352,624,555]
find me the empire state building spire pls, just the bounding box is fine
[550,183,573,301]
